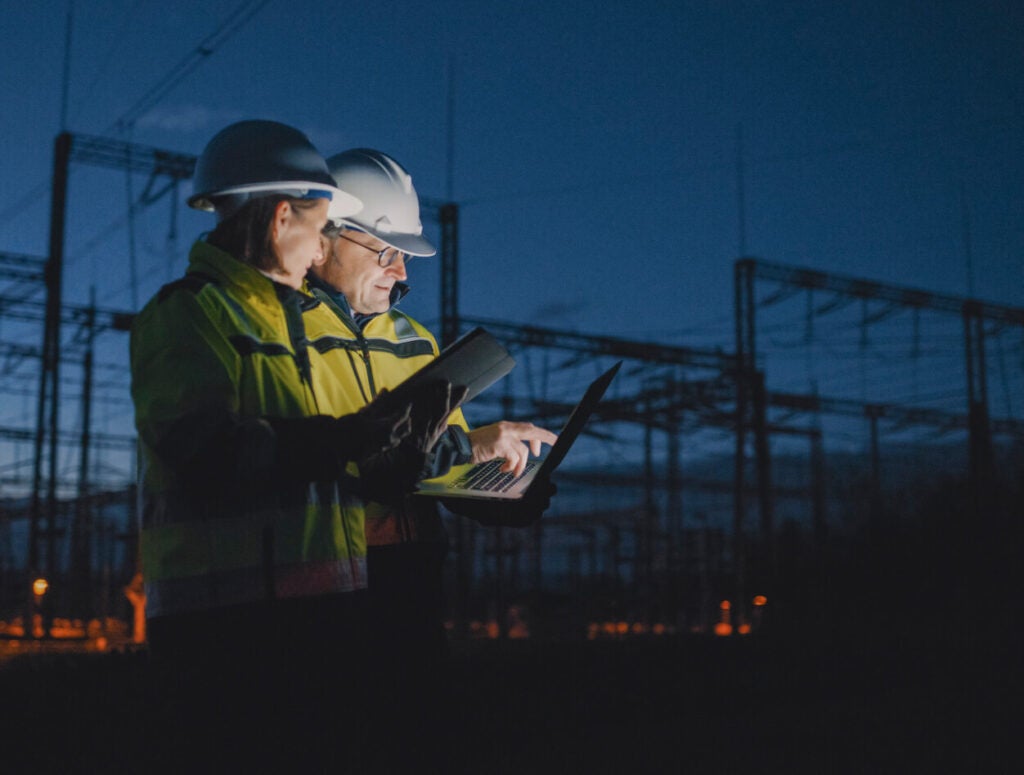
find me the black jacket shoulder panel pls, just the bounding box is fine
[157,272,217,303]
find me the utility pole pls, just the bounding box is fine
[69,290,96,619]
[439,203,460,347]
[666,412,682,628]
[733,260,753,625]
[963,303,993,525]
[640,388,656,622]
[27,132,72,635]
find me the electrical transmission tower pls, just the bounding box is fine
[24,132,193,634]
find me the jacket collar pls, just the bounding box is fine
[188,239,318,303]
[306,272,410,330]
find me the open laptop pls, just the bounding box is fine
[416,361,622,501]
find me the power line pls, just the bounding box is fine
[109,0,274,133]
[0,1,272,230]
[0,182,51,226]
[69,0,146,128]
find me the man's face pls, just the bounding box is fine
[270,199,330,289]
[313,229,408,315]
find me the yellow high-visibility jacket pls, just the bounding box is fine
[304,282,469,546]
[131,240,368,620]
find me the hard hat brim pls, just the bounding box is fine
[338,220,437,257]
[189,181,363,217]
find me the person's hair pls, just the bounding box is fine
[206,195,321,272]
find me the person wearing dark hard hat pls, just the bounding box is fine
[129,121,459,769]
[305,147,558,770]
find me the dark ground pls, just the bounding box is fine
[0,616,1016,774]
[4,510,1021,773]
[4,513,1020,773]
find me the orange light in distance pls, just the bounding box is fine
[714,622,733,636]
[32,578,49,597]
[720,600,731,611]
[752,595,768,607]
[737,623,752,635]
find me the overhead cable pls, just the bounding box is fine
[110,0,274,132]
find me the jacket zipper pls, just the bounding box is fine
[315,290,412,542]
[350,320,412,542]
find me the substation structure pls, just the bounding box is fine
[427,245,1024,636]
[3,132,1023,645]
[735,257,1024,529]
[1,132,191,640]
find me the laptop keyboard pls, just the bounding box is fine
[452,459,537,492]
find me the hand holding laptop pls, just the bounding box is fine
[358,380,467,504]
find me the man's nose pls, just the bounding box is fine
[386,255,408,280]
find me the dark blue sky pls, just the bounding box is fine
[0,0,1022,489]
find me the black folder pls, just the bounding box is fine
[379,326,515,421]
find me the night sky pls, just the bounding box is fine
[1,0,1022,485]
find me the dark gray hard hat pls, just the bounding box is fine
[188,120,362,220]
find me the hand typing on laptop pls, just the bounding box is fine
[466,421,559,477]
[417,363,622,505]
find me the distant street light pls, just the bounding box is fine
[32,578,49,598]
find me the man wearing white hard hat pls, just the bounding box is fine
[305,148,557,769]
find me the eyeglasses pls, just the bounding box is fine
[334,230,409,268]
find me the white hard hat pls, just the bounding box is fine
[188,120,363,220]
[326,149,435,257]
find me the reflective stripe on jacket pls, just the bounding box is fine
[131,240,368,619]
[305,286,468,546]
